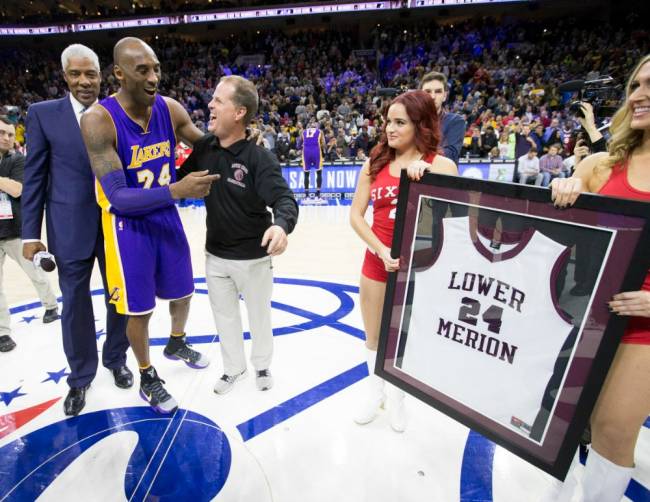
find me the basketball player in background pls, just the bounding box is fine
[80,37,219,414]
[301,121,326,204]
[548,54,650,502]
[350,90,457,432]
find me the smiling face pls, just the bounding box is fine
[629,61,650,131]
[207,81,246,137]
[114,43,160,107]
[385,103,415,152]
[63,56,100,108]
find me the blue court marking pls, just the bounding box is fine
[460,431,495,502]
[0,408,230,501]
[10,277,650,501]
[237,363,367,441]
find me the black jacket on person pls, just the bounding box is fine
[0,150,24,240]
[178,133,298,260]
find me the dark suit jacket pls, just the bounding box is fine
[22,96,100,260]
[440,112,466,165]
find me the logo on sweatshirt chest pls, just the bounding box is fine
[227,163,248,188]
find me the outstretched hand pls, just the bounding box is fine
[170,170,220,199]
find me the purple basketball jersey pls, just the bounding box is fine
[99,94,176,200]
[302,128,322,170]
[95,94,193,315]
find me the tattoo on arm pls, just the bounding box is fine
[80,110,123,179]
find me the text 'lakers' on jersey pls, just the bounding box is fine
[95,94,176,214]
[399,215,574,440]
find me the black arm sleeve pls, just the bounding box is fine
[590,137,607,153]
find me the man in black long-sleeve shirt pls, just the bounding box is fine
[179,75,298,395]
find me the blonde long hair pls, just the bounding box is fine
[603,54,650,170]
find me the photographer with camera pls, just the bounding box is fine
[548,54,650,502]
[574,101,608,156]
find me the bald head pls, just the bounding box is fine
[112,37,161,106]
[113,37,155,66]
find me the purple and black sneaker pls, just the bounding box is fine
[163,334,210,369]
[140,367,178,414]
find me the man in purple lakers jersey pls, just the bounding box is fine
[80,37,219,414]
[301,122,325,202]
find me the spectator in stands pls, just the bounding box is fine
[514,123,536,160]
[530,123,545,152]
[497,132,513,160]
[517,147,542,185]
[481,125,499,157]
[275,126,292,162]
[539,144,566,186]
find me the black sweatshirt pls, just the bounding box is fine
[178,133,298,260]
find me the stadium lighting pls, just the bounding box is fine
[0,0,531,37]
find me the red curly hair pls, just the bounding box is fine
[368,90,441,180]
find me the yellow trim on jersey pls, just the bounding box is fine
[102,211,130,315]
[161,96,178,148]
[95,178,112,212]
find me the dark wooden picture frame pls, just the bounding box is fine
[376,172,650,479]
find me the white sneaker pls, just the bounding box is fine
[256,369,274,391]
[213,369,247,395]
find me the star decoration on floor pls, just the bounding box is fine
[0,387,27,406]
[20,315,38,324]
[42,368,70,385]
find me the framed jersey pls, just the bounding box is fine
[376,172,650,479]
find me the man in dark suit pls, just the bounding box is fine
[22,44,132,416]
[419,71,466,164]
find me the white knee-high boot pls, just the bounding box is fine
[581,448,633,502]
[386,383,407,432]
[354,349,385,425]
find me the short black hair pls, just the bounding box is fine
[0,115,13,126]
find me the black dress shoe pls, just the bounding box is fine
[64,385,89,416]
[0,335,16,352]
[112,365,134,389]
[42,307,60,324]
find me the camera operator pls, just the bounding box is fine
[574,101,608,155]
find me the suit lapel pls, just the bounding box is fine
[59,95,87,155]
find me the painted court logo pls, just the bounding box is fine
[0,407,231,500]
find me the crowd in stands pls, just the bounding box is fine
[1,16,648,174]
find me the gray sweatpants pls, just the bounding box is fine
[205,253,274,375]
[0,237,58,336]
